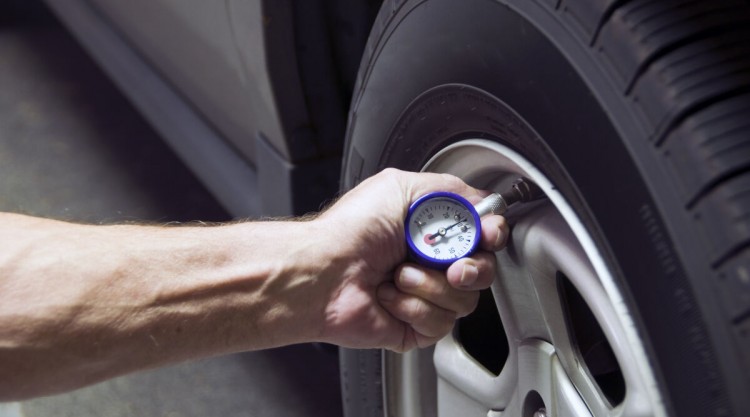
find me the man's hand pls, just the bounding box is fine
[313,168,509,352]
[0,168,508,400]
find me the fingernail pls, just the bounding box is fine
[460,264,478,287]
[494,226,507,249]
[378,284,397,301]
[399,266,424,288]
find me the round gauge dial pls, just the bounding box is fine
[404,192,481,269]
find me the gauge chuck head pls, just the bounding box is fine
[474,178,545,217]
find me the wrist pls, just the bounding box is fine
[303,216,378,346]
[228,219,345,346]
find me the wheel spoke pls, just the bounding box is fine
[512,339,592,417]
[501,205,613,412]
[432,332,517,411]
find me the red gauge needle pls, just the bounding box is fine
[423,234,438,245]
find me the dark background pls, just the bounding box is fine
[0,2,342,416]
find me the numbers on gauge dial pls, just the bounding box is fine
[408,197,477,260]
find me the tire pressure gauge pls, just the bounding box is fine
[405,192,482,269]
[404,178,544,269]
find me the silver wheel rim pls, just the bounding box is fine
[384,139,668,417]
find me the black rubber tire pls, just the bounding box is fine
[339,0,750,416]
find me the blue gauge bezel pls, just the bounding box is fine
[404,191,482,270]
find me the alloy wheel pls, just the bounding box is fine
[384,139,667,417]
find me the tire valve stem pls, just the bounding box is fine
[474,177,546,217]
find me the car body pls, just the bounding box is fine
[44,0,378,218]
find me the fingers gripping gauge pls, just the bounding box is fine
[404,178,544,269]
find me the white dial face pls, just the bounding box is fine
[408,196,478,261]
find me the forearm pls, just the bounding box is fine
[0,213,330,400]
[0,169,501,400]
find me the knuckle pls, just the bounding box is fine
[439,173,464,190]
[408,298,432,323]
[434,314,457,338]
[379,167,403,181]
[432,275,453,298]
[458,292,480,317]
[476,255,497,287]
[495,218,510,248]
[498,215,509,231]
[396,265,427,290]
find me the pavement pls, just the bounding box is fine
[0,3,343,416]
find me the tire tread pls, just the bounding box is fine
[589,0,750,271]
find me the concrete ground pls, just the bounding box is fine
[0,3,343,416]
